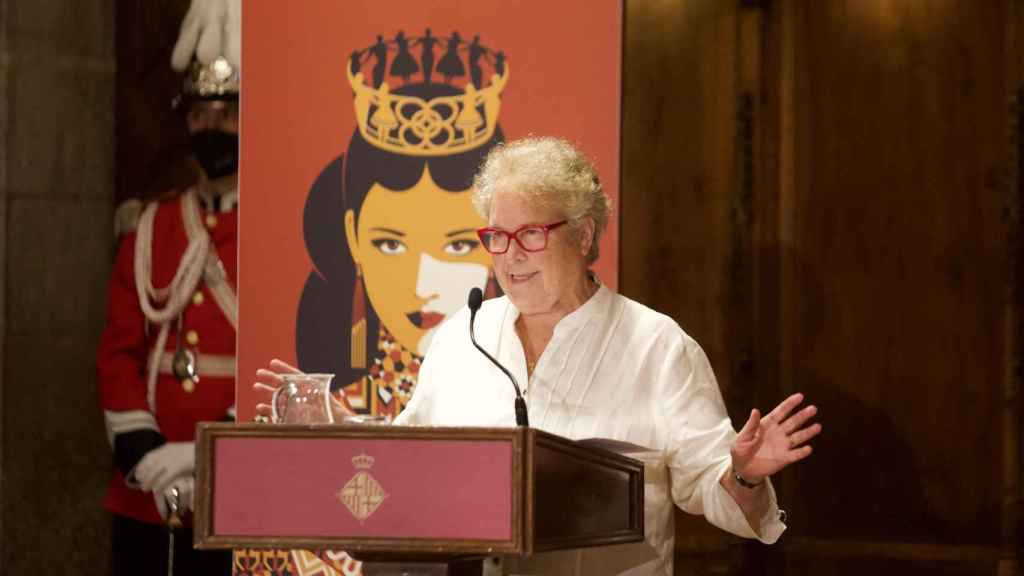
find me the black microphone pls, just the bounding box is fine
[467,287,529,427]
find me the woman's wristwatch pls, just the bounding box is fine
[734,470,764,489]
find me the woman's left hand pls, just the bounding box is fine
[730,392,821,484]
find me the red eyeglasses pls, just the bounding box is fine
[476,220,568,254]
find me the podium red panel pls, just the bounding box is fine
[213,437,512,541]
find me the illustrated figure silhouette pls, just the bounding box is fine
[413,28,438,84]
[494,50,506,76]
[389,31,419,83]
[369,34,388,88]
[468,35,486,89]
[437,31,465,83]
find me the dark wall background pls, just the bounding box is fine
[1,0,116,574]
[622,0,1024,574]
[116,0,196,205]
[1,0,1021,574]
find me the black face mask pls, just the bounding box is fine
[190,130,239,179]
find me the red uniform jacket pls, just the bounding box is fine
[97,190,237,524]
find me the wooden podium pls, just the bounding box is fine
[193,423,644,575]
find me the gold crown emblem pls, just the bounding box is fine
[347,31,508,157]
[351,454,375,470]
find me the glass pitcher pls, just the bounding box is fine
[270,373,337,424]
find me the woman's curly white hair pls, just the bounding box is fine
[472,136,612,264]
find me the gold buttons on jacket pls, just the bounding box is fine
[205,214,218,229]
[185,330,199,346]
[181,379,195,393]
[192,291,205,306]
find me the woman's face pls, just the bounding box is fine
[488,192,592,317]
[345,165,490,355]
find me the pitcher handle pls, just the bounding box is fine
[270,384,284,423]
[322,381,335,425]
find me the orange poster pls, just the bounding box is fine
[235,1,621,571]
[240,1,622,422]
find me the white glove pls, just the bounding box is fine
[170,0,241,72]
[153,474,195,521]
[134,442,195,494]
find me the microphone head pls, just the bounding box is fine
[468,287,484,311]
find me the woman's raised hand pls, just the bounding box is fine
[730,393,821,483]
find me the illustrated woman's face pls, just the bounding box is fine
[345,165,490,356]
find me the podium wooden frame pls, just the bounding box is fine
[193,423,643,562]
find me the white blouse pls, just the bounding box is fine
[395,282,786,575]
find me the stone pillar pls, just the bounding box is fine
[1,1,116,573]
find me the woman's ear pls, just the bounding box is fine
[579,217,596,257]
[344,209,361,265]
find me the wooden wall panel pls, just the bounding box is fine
[624,0,1021,572]
[757,0,1016,570]
[621,0,741,406]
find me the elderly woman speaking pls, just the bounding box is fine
[258,136,820,575]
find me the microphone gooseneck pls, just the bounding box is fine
[467,287,529,427]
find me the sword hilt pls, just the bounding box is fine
[166,486,184,530]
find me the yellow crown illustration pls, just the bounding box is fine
[346,31,509,157]
[351,454,375,470]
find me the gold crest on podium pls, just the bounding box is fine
[337,454,388,523]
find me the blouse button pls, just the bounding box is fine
[205,214,218,229]
[185,330,200,347]
[181,378,196,393]
[192,291,205,306]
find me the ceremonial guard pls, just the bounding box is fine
[97,56,239,574]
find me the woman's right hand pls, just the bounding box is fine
[253,358,354,422]
[253,358,302,420]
